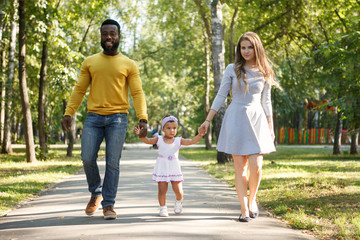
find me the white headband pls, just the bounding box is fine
[162,116,178,129]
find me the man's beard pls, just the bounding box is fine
[101,40,120,54]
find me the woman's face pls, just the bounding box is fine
[240,40,255,63]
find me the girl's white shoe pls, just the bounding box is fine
[174,200,183,214]
[159,206,169,217]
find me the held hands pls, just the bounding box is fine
[198,125,206,136]
[61,115,72,132]
[199,120,210,135]
[134,121,147,138]
[133,126,141,135]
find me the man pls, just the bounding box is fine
[62,19,148,220]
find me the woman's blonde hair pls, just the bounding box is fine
[234,32,280,91]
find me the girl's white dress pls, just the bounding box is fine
[152,136,184,182]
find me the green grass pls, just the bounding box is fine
[0,147,84,216]
[180,146,360,240]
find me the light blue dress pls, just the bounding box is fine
[211,64,276,155]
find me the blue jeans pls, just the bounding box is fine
[81,112,128,207]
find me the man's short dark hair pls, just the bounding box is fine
[101,19,121,34]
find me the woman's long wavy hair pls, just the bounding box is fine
[234,32,279,92]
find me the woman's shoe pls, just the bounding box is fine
[249,210,258,218]
[238,215,251,222]
[249,201,259,219]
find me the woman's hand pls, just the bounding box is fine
[200,110,216,135]
[198,126,206,136]
[266,116,275,142]
[270,131,275,142]
[199,120,210,135]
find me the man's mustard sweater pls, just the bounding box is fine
[64,52,148,120]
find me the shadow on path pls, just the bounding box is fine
[0,143,315,240]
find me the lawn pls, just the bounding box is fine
[180,146,360,240]
[0,147,84,216]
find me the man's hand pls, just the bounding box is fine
[61,115,72,132]
[137,120,148,138]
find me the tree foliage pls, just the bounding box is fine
[0,0,358,156]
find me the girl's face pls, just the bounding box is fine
[240,40,255,63]
[162,121,178,138]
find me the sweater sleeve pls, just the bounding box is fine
[127,60,148,121]
[261,81,272,116]
[64,59,91,117]
[210,64,233,112]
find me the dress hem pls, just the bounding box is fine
[152,180,184,183]
[217,148,276,156]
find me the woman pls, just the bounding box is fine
[200,32,280,222]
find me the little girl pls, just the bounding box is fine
[134,115,205,217]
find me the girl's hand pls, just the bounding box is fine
[198,126,206,136]
[133,126,140,135]
[199,121,210,135]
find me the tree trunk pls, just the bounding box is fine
[66,113,76,157]
[0,10,5,44]
[203,29,212,149]
[350,129,359,154]
[211,1,229,163]
[14,112,20,142]
[0,10,5,142]
[194,0,212,150]
[38,36,48,160]
[228,8,238,63]
[178,121,189,139]
[62,99,67,144]
[18,0,36,162]
[1,30,5,144]
[333,110,342,155]
[2,16,16,154]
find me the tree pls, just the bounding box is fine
[210,0,231,163]
[193,0,212,149]
[38,5,49,160]
[1,1,16,154]
[124,0,209,140]
[0,11,5,146]
[0,9,4,43]
[18,0,36,162]
[312,3,360,154]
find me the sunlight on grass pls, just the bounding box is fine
[180,145,360,240]
[0,148,82,216]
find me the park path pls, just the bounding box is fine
[0,143,315,240]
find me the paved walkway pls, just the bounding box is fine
[0,144,315,240]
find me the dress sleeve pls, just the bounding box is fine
[210,64,233,112]
[178,137,182,149]
[261,81,273,116]
[156,136,162,148]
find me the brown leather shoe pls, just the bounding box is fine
[85,196,102,216]
[103,205,117,220]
